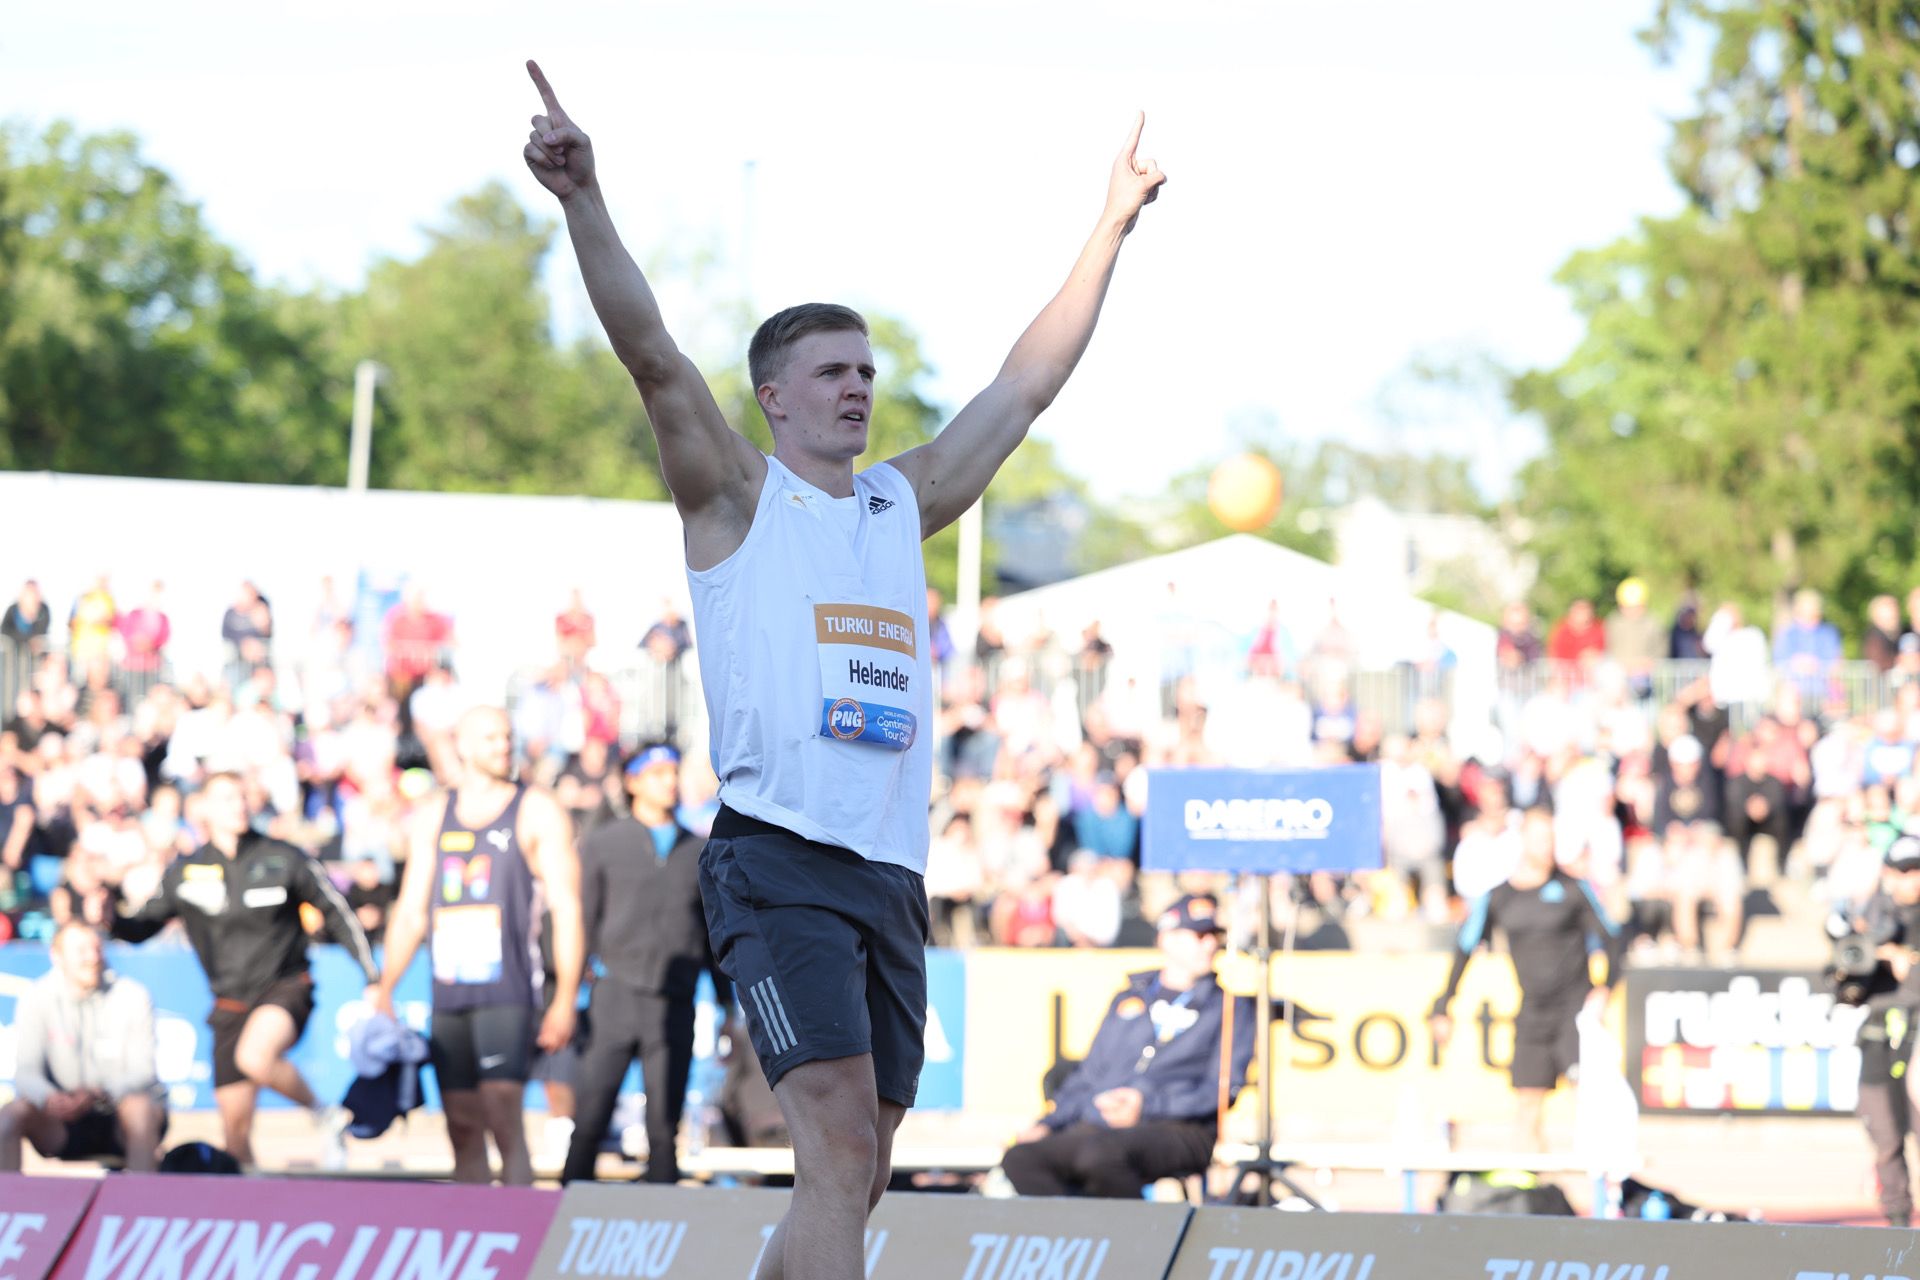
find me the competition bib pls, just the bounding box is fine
[814,602,918,751]
[432,904,505,985]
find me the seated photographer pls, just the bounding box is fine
[0,922,166,1172]
[1000,894,1254,1198]
[1834,834,1920,1227]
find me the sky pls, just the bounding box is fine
[3,0,1703,503]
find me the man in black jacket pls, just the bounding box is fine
[562,744,727,1183]
[1841,834,1920,1226]
[1000,893,1255,1198]
[115,771,379,1167]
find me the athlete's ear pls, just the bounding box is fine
[756,378,783,422]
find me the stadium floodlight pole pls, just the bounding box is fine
[347,360,387,492]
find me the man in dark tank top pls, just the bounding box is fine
[374,706,583,1185]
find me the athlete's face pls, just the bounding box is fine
[1519,810,1556,876]
[202,776,250,841]
[457,710,514,781]
[763,329,875,463]
[628,760,680,812]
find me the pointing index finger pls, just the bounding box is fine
[1122,111,1145,163]
[527,59,568,123]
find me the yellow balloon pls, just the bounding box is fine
[1207,454,1284,531]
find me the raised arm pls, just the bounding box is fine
[523,60,766,557]
[889,114,1166,538]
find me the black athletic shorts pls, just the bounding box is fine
[209,974,314,1089]
[1510,1001,1582,1090]
[431,1003,537,1092]
[700,806,930,1106]
[54,1105,167,1161]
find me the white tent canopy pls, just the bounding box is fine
[993,533,1498,736]
[0,471,687,699]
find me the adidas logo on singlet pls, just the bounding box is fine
[867,495,895,514]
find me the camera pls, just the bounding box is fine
[1831,933,1879,1007]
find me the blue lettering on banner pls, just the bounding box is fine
[1143,765,1384,874]
[820,697,917,749]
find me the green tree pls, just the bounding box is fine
[0,122,342,482]
[333,182,667,499]
[1514,0,1920,636]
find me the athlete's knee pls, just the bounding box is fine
[233,1042,278,1085]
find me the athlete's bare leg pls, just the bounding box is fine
[214,1082,259,1166]
[481,1078,535,1186]
[443,1089,495,1183]
[1514,1086,1550,1153]
[753,1055,901,1280]
[233,1006,315,1107]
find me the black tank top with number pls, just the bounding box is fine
[427,784,541,1011]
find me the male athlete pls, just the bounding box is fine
[523,60,1164,1279]
[1429,806,1622,1151]
[375,706,584,1186]
[115,771,375,1168]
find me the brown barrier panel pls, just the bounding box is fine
[0,1175,99,1280]
[1167,1207,1920,1280]
[528,1185,1191,1279]
[52,1174,558,1279]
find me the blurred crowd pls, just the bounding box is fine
[6,569,1919,970]
[0,575,715,949]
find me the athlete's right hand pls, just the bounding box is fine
[366,985,394,1017]
[524,60,595,200]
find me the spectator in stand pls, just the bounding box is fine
[1052,850,1122,948]
[1670,599,1708,660]
[408,661,467,783]
[1605,578,1665,700]
[1070,773,1138,864]
[1867,595,1907,673]
[67,576,117,674]
[555,736,620,837]
[1380,734,1446,918]
[1496,601,1545,671]
[554,589,596,673]
[1077,619,1114,704]
[926,589,955,675]
[1305,598,1355,695]
[1863,708,1918,789]
[6,691,52,755]
[220,580,274,683]
[1703,601,1773,711]
[1309,682,1359,755]
[578,669,620,750]
[639,600,691,665]
[1725,740,1791,876]
[974,596,1008,669]
[2,580,52,711]
[116,582,171,693]
[382,585,452,704]
[1657,735,1737,962]
[1247,599,1292,679]
[0,923,166,1173]
[1774,588,1843,704]
[1546,598,1607,673]
[1452,774,1520,901]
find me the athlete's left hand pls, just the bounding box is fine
[537,1002,578,1054]
[1093,1086,1144,1129]
[1104,113,1167,235]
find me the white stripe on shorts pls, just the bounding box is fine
[751,978,797,1054]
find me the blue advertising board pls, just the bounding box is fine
[0,940,969,1114]
[1143,765,1383,875]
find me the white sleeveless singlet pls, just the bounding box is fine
[686,457,932,874]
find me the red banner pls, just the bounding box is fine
[52,1175,558,1280]
[0,1176,99,1280]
